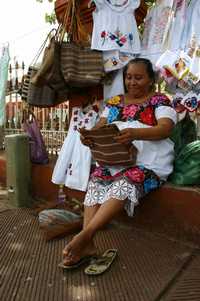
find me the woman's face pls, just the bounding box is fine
[124,62,153,98]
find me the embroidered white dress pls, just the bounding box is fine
[52,107,99,191]
[91,0,141,54]
[167,0,188,52]
[183,0,200,50]
[141,0,174,63]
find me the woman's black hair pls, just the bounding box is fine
[123,58,156,92]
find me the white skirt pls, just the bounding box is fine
[84,177,145,217]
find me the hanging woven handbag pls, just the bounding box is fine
[60,0,104,88]
[61,42,104,87]
[30,29,68,101]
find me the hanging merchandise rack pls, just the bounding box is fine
[55,0,147,35]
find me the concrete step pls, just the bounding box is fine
[1,151,200,245]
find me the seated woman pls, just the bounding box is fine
[62,58,177,266]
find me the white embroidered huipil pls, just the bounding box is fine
[91,0,141,54]
[183,0,200,49]
[52,106,99,191]
[167,0,188,52]
[182,0,200,85]
[141,0,174,63]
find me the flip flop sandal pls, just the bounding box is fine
[58,255,96,270]
[84,249,118,276]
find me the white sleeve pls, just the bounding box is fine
[155,106,177,124]
[100,106,109,118]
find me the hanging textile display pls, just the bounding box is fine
[140,0,174,63]
[0,45,10,126]
[90,0,142,98]
[153,0,200,102]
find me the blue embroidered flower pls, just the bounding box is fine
[109,34,116,41]
[144,178,159,193]
[107,106,120,123]
[184,96,198,111]
[128,33,133,42]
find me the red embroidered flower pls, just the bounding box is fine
[124,167,145,183]
[101,31,106,38]
[139,106,156,126]
[122,104,138,119]
[120,36,127,44]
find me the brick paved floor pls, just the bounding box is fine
[0,183,15,212]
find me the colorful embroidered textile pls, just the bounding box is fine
[84,92,177,215]
[84,166,161,216]
[140,0,174,63]
[104,93,171,125]
[99,93,177,180]
[172,92,200,112]
[91,0,141,53]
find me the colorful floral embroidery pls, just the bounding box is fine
[184,97,198,112]
[122,104,138,119]
[91,165,161,192]
[105,94,171,126]
[101,29,133,47]
[107,95,121,105]
[172,93,200,113]
[139,106,156,126]
[107,106,121,123]
[124,167,145,182]
[144,178,159,193]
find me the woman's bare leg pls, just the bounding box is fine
[63,198,125,264]
[83,204,100,229]
[62,204,100,265]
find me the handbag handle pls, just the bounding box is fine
[58,0,75,43]
[58,0,89,44]
[30,28,57,66]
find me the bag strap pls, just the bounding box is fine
[30,28,57,66]
[58,0,75,43]
[58,0,89,45]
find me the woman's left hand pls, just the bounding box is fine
[114,128,135,144]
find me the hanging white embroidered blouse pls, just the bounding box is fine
[141,0,174,63]
[91,0,141,54]
[167,0,188,52]
[183,0,200,49]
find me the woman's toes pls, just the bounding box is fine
[63,243,72,256]
[63,254,79,266]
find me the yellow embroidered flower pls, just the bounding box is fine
[107,95,121,105]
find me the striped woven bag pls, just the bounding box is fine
[80,124,137,166]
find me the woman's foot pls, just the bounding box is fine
[62,230,97,266]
